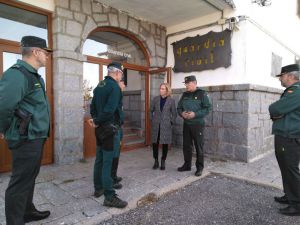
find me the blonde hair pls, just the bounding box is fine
[160,83,172,96]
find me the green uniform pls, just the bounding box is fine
[269,81,300,207]
[177,88,212,171]
[0,59,50,141]
[177,88,212,125]
[0,59,50,225]
[269,81,300,138]
[90,76,122,126]
[91,76,122,199]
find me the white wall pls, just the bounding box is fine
[244,22,295,88]
[167,0,300,89]
[17,0,54,11]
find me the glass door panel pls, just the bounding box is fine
[122,70,146,149]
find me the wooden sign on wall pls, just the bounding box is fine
[172,29,232,72]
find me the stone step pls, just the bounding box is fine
[123,138,145,145]
[123,134,142,142]
[123,132,137,137]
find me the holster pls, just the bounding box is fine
[95,123,119,150]
[14,108,32,136]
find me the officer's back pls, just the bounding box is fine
[91,75,122,126]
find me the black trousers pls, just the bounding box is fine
[275,135,300,206]
[5,139,45,225]
[152,127,168,160]
[183,123,204,170]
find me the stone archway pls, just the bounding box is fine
[52,0,167,164]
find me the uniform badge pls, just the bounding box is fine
[287,90,293,93]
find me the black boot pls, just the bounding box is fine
[177,163,191,172]
[153,159,159,169]
[160,159,165,170]
[111,157,122,183]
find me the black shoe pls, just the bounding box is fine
[104,195,128,208]
[274,195,289,204]
[113,176,122,183]
[113,182,123,189]
[195,169,202,176]
[177,164,191,172]
[94,189,104,198]
[160,159,165,170]
[153,159,159,169]
[24,210,50,223]
[279,205,300,216]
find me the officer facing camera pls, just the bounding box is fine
[177,75,212,177]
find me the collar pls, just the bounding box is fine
[17,59,38,74]
[105,75,119,84]
[287,81,300,89]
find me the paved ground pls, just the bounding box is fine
[98,175,300,225]
[0,147,287,225]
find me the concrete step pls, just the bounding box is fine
[123,134,142,142]
[123,138,145,145]
[123,132,138,137]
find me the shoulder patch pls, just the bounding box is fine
[98,80,106,87]
[12,65,20,68]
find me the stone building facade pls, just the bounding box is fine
[30,0,286,164]
[52,0,166,163]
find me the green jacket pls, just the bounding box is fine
[177,88,212,125]
[90,76,122,125]
[0,60,50,140]
[269,81,300,138]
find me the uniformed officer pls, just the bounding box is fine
[269,63,300,216]
[0,36,52,224]
[89,62,127,208]
[177,75,212,176]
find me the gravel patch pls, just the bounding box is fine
[98,175,300,225]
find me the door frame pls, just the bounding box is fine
[85,56,150,151]
[85,56,172,147]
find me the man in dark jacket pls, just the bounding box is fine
[269,64,300,216]
[90,62,127,208]
[0,36,51,225]
[177,75,212,176]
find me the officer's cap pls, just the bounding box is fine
[107,61,124,73]
[183,75,197,84]
[276,64,300,77]
[21,36,52,52]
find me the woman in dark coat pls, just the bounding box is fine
[150,83,177,170]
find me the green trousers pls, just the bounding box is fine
[93,129,120,199]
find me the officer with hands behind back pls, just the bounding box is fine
[89,62,127,208]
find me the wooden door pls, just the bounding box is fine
[0,39,54,172]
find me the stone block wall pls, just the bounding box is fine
[172,84,282,162]
[123,90,142,128]
[52,0,166,164]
